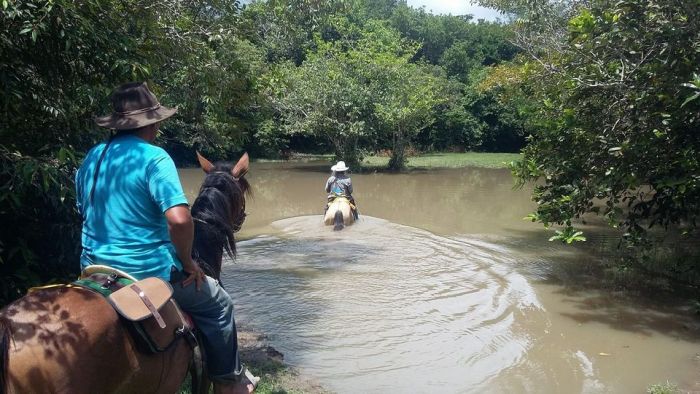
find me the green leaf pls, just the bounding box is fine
[681,92,700,108]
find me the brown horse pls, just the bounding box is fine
[0,153,250,394]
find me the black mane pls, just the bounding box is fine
[191,167,250,279]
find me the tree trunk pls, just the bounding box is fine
[388,125,406,171]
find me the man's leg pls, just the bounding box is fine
[171,272,258,393]
[325,195,334,213]
[349,196,359,219]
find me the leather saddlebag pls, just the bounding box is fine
[108,277,192,353]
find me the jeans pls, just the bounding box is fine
[170,270,244,383]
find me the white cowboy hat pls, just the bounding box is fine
[331,161,349,172]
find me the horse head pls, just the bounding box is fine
[191,152,251,279]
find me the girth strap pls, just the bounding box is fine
[130,283,167,328]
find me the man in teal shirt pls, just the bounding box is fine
[76,82,258,393]
[76,133,188,280]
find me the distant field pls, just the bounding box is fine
[254,152,522,170]
[362,152,522,169]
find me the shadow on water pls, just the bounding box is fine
[488,225,700,344]
[220,233,383,344]
[553,288,700,342]
[222,234,382,322]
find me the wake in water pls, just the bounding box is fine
[221,216,611,393]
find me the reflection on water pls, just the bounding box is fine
[179,162,700,393]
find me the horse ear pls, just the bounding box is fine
[196,151,215,174]
[232,152,249,179]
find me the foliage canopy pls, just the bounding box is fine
[479,0,700,250]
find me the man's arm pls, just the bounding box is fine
[325,176,334,193]
[165,204,204,289]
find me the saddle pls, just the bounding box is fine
[75,265,196,354]
[327,195,357,211]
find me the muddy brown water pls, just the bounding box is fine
[180,162,700,393]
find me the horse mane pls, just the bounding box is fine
[0,318,8,394]
[191,168,250,278]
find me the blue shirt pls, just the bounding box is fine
[75,134,188,280]
[325,174,353,196]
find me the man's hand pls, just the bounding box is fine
[181,260,206,290]
[165,204,202,289]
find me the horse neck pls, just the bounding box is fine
[191,172,243,279]
[192,220,225,279]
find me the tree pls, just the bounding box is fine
[487,0,700,246]
[0,0,250,304]
[265,54,373,166]
[161,36,267,163]
[239,0,348,64]
[1,0,182,304]
[264,19,449,169]
[374,62,447,170]
[425,68,527,153]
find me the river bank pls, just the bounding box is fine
[237,329,329,394]
[179,328,328,394]
[361,152,522,169]
[254,151,522,170]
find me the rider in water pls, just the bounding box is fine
[325,161,358,218]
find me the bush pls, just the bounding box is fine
[0,148,82,305]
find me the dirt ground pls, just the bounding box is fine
[238,330,330,394]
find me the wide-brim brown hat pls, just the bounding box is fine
[95,82,177,129]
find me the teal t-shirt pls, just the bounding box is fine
[75,134,188,280]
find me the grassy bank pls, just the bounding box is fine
[179,330,328,394]
[256,152,522,170]
[361,152,522,169]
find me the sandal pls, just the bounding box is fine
[243,367,260,391]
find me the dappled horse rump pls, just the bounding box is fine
[73,267,195,354]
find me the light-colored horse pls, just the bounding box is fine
[324,196,356,231]
[0,153,250,394]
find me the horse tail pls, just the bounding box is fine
[0,318,9,394]
[333,210,344,231]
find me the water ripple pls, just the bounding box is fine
[222,216,547,392]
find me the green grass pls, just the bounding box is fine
[647,381,679,394]
[361,152,522,169]
[179,358,325,394]
[254,153,333,163]
[252,152,522,170]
